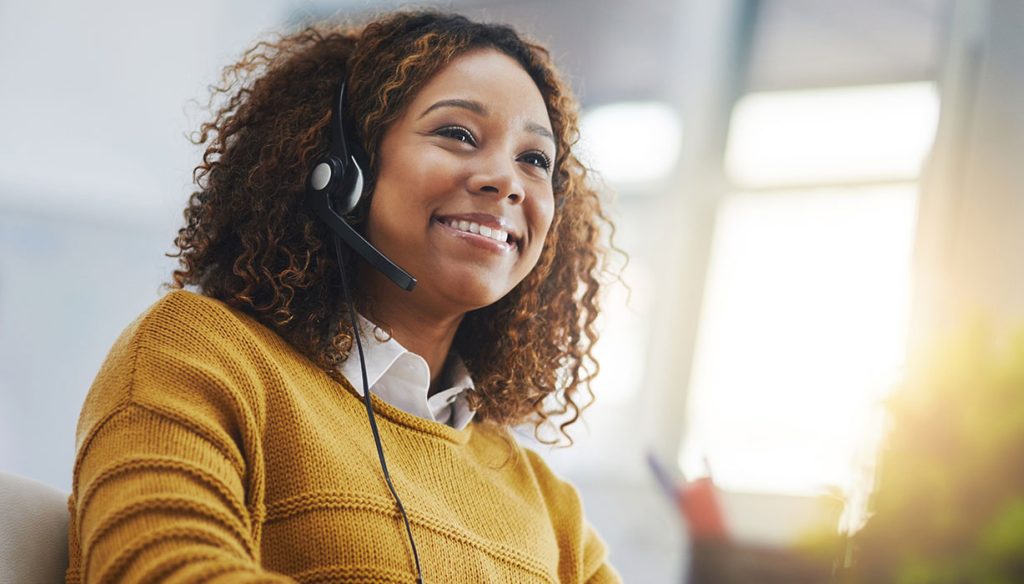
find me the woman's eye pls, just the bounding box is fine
[435,126,476,145]
[520,151,553,172]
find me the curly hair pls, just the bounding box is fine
[167,10,615,446]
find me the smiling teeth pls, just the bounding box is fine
[445,219,510,243]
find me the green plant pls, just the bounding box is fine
[850,327,1024,583]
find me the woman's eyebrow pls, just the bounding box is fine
[419,98,555,144]
[525,121,555,144]
[418,98,488,118]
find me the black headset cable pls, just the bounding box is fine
[333,234,425,584]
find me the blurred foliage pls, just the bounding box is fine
[845,327,1024,583]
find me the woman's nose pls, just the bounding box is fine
[467,153,525,204]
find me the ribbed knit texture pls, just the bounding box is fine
[66,290,621,583]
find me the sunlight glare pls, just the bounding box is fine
[678,186,918,496]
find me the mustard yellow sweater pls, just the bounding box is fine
[66,290,621,583]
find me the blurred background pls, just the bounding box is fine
[3,0,1024,582]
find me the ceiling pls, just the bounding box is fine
[299,0,948,105]
[746,0,946,91]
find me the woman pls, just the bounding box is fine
[67,10,620,583]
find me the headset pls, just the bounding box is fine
[304,79,424,584]
[305,81,417,292]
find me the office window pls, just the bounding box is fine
[679,83,938,521]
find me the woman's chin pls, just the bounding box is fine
[431,276,514,314]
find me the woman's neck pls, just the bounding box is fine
[358,270,464,397]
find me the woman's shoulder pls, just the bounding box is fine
[474,427,586,504]
[86,289,245,385]
[136,288,259,341]
[520,445,582,499]
[112,288,299,359]
[76,290,291,445]
[109,288,308,379]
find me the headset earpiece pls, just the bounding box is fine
[308,154,364,215]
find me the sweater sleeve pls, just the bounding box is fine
[67,294,295,583]
[581,522,623,584]
[521,449,624,584]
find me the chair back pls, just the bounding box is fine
[0,471,69,584]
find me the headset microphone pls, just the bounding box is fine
[305,81,417,292]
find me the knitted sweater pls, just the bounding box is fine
[66,290,621,583]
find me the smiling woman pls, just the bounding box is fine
[65,10,621,584]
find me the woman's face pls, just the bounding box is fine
[364,48,557,316]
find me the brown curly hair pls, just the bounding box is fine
[167,10,615,446]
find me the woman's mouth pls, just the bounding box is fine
[433,217,519,253]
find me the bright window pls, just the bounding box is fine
[725,82,939,186]
[680,185,917,495]
[679,83,938,505]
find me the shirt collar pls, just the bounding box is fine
[339,314,476,430]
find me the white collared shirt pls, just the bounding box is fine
[339,315,476,430]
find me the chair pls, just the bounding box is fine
[0,471,69,584]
